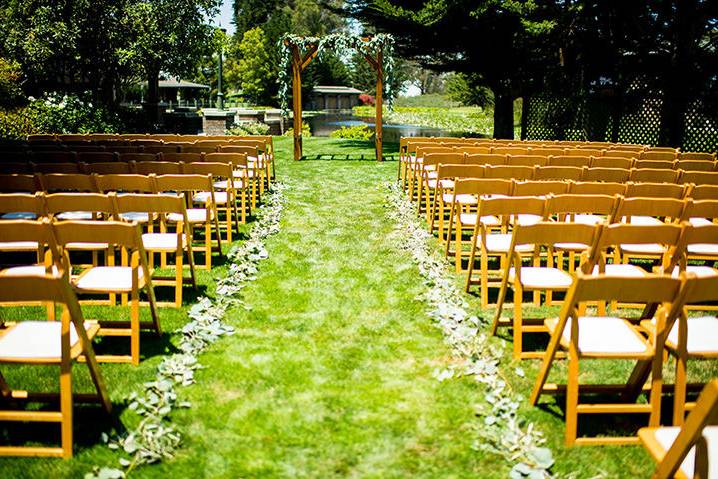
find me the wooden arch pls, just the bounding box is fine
[284,37,385,161]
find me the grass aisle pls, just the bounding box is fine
[152,137,492,477]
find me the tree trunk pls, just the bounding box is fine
[493,84,514,139]
[145,68,161,127]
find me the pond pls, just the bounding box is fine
[307,113,468,144]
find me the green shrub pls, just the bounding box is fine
[283,121,312,137]
[0,108,39,139]
[329,124,374,141]
[226,121,270,136]
[0,58,25,108]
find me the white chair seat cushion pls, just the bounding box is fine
[459,213,500,227]
[142,233,184,251]
[444,193,477,205]
[193,191,228,204]
[554,241,590,251]
[624,216,664,226]
[56,211,94,220]
[670,265,718,278]
[233,168,258,178]
[484,234,534,253]
[0,265,60,277]
[666,316,718,354]
[547,316,650,354]
[65,242,108,250]
[573,214,606,225]
[1,212,37,220]
[509,267,573,289]
[427,179,455,189]
[426,170,438,179]
[0,321,93,361]
[120,212,150,223]
[652,426,718,479]
[690,217,714,227]
[75,266,144,292]
[621,243,666,255]
[167,209,210,223]
[213,179,245,190]
[688,243,718,256]
[512,214,543,226]
[591,263,647,277]
[0,241,38,251]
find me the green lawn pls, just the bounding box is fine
[2,136,706,478]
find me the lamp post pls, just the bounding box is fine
[216,27,226,110]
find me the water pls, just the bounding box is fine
[307,113,466,144]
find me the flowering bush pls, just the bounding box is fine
[226,121,270,136]
[0,92,129,140]
[329,124,374,141]
[358,93,375,106]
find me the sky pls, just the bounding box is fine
[214,0,236,35]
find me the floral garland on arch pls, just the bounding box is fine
[85,183,288,479]
[277,33,396,116]
[384,181,555,479]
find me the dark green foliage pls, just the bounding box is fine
[445,73,494,108]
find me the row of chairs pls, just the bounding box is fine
[0,174,231,267]
[412,149,718,171]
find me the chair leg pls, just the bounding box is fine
[513,281,524,360]
[444,204,456,257]
[529,317,565,406]
[130,289,140,366]
[174,249,183,308]
[205,221,212,270]
[491,255,512,335]
[60,355,73,457]
[674,351,688,425]
[565,350,579,447]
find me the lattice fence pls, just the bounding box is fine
[523,83,718,153]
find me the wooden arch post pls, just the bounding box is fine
[286,39,319,160]
[361,43,383,162]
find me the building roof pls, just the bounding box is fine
[312,85,362,95]
[158,78,210,89]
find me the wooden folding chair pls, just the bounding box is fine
[492,146,529,155]
[642,272,718,430]
[0,219,61,282]
[680,152,716,162]
[205,152,255,211]
[631,168,681,184]
[143,145,180,155]
[485,165,535,180]
[407,146,454,200]
[428,164,484,236]
[682,172,718,187]
[534,166,584,181]
[76,152,117,164]
[155,174,223,270]
[159,152,202,163]
[635,160,678,170]
[32,162,82,174]
[506,155,549,167]
[566,148,603,158]
[417,152,465,216]
[492,222,600,359]
[464,195,546,305]
[183,162,240,241]
[133,161,183,175]
[677,160,716,172]
[0,274,111,457]
[569,181,626,196]
[640,379,718,479]
[581,167,631,183]
[0,192,44,222]
[529,147,566,157]
[180,144,216,155]
[626,182,688,199]
[0,174,40,193]
[641,151,679,161]
[464,153,506,166]
[114,194,196,307]
[591,156,635,170]
[444,178,513,271]
[95,174,156,225]
[530,272,683,445]
[215,145,269,193]
[52,221,159,365]
[81,162,132,175]
[548,156,591,168]
[39,173,98,193]
[512,180,569,197]
[690,185,718,201]
[30,151,77,164]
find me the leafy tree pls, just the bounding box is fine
[445,73,493,108]
[118,0,220,116]
[235,27,273,105]
[344,0,557,138]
